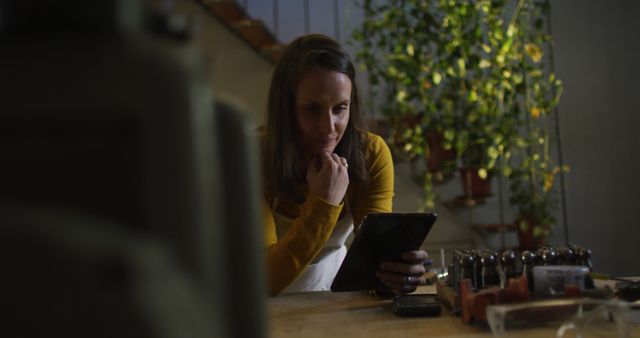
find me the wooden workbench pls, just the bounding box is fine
[267,285,639,338]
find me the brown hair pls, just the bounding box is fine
[263,34,368,204]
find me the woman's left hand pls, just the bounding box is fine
[376,250,429,294]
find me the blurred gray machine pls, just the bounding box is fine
[0,0,265,337]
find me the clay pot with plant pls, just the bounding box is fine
[425,129,456,183]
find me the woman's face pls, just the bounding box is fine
[295,67,351,156]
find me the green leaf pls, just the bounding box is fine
[525,43,543,63]
[468,89,478,102]
[457,58,466,76]
[432,72,442,85]
[443,129,455,141]
[488,146,499,159]
[533,226,544,237]
[500,37,513,54]
[501,80,512,91]
[456,130,469,154]
[529,69,543,78]
[512,73,523,84]
[478,168,488,179]
[494,134,504,145]
[387,65,398,77]
[406,43,415,57]
[487,158,496,169]
[503,166,512,177]
[493,27,503,41]
[506,24,516,38]
[444,66,454,76]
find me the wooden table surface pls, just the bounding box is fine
[267,285,640,338]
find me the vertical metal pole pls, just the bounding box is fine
[304,0,310,34]
[498,170,506,249]
[273,0,279,38]
[468,206,475,249]
[344,0,352,35]
[366,8,375,117]
[333,0,340,41]
[545,0,570,245]
[464,170,476,248]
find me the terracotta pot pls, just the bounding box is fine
[387,116,421,161]
[425,131,455,173]
[459,167,492,198]
[516,218,549,251]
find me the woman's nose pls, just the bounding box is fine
[317,111,335,133]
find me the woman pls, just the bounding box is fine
[262,34,428,296]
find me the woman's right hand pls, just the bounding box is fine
[306,152,349,205]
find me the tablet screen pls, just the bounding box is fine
[330,212,437,292]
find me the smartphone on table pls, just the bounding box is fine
[392,294,441,317]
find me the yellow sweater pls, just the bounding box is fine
[263,132,394,295]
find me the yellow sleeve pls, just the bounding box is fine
[263,193,344,296]
[352,133,394,228]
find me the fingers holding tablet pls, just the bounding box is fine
[401,250,429,263]
[376,270,420,293]
[377,249,428,293]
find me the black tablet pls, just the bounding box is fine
[330,212,437,292]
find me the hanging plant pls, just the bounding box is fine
[352,0,565,232]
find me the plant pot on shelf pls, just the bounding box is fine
[387,115,422,162]
[459,167,492,199]
[516,217,550,251]
[425,130,455,183]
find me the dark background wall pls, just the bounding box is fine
[549,1,640,276]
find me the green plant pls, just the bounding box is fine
[352,0,565,241]
[352,0,527,208]
[508,117,568,245]
[502,0,565,243]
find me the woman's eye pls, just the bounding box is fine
[303,105,318,113]
[333,105,348,114]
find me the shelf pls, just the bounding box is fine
[199,0,283,63]
[444,195,491,208]
[471,223,517,233]
[206,1,245,22]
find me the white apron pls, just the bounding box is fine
[273,198,353,293]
